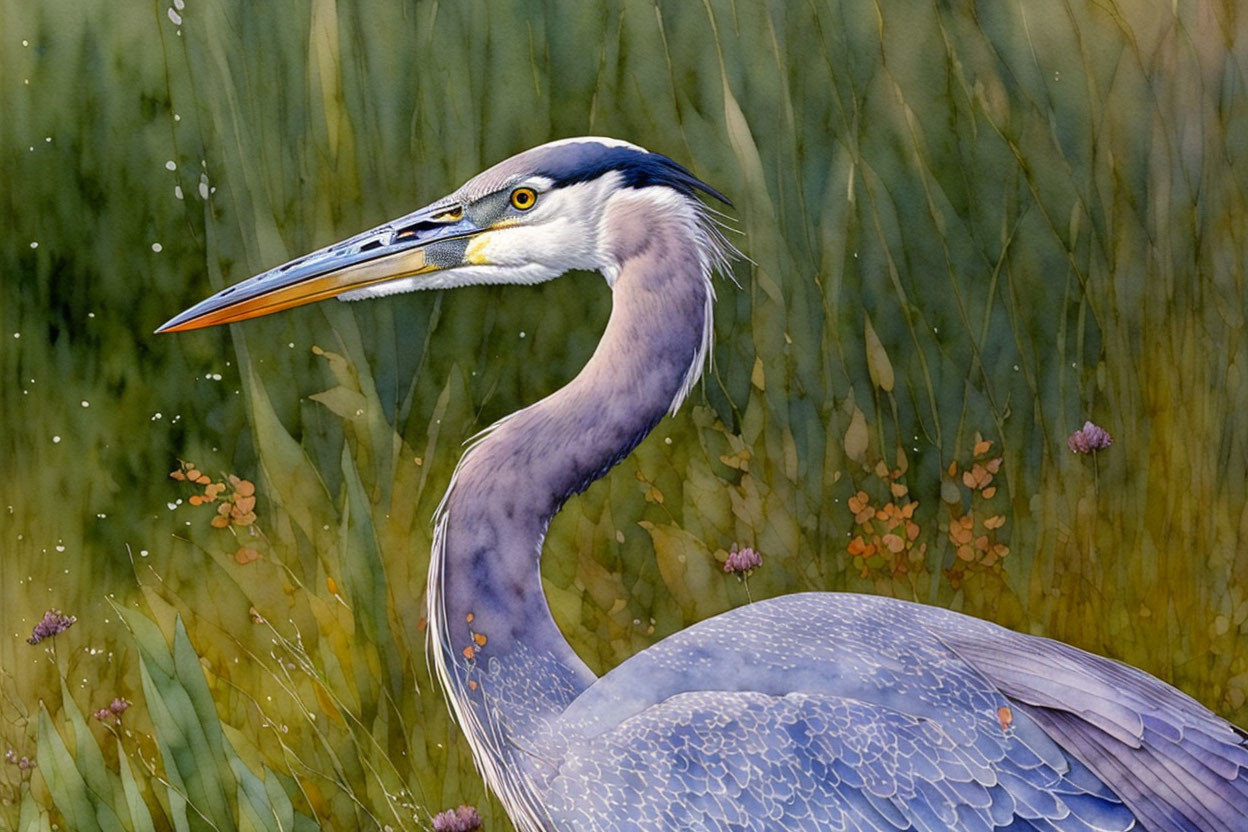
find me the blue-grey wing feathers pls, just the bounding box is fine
[546,690,1135,831]
[941,625,1248,831]
[535,594,1248,831]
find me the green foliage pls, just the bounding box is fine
[36,695,125,832]
[2,1,1247,830]
[31,611,318,832]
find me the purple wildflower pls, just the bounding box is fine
[1067,421,1113,454]
[5,750,34,770]
[92,698,130,724]
[431,805,482,832]
[27,609,76,645]
[723,544,763,575]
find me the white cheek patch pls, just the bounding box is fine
[465,231,500,265]
[466,219,589,270]
[465,176,620,273]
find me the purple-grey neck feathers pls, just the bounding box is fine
[426,186,725,824]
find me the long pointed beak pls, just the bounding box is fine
[157,203,476,333]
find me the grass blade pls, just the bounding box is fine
[116,738,158,832]
[35,705,124,832]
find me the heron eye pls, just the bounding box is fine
[510,187,537,211]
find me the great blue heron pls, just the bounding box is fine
[161,138,1248,831]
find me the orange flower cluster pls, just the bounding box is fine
[170,462,262,565]
[846,464,927,579]
[171,463,257,528]
[944,439,1009,586]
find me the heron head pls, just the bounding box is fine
[157,137,728,332]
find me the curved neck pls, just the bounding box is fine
[427,192,714,811]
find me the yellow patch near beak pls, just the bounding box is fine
[465,219,519,265]
[465,232,494,265]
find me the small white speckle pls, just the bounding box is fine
[88,312,95,318]
[96,513,106,518]
[55,544,65,553]
[23,79,28,85]
[51,435,61,444]
[12,332,19,339]
[1013,364,1020,371]
[174,185,183,200]
[152,243,162,253]
[165,160,176,171]
[288,342,294,348]
[22,39,29,46]
[199,180,209,200]
[29,241,37,249]
[664,437,672,445]
[174,0,185,9]
[80,400,89,408]
[139,549,149,558]
[168,8,182,24]
[44,136,51,143]
[519,331,526,339]
[174,113,181,122]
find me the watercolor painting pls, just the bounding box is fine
[3,2,1246,830]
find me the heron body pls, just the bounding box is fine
[162,138,1248,831]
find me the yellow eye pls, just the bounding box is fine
[510,187,537,211]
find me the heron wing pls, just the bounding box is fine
[544,688,1135,831]
[540,593,1247,831]
[941,625,1248,832]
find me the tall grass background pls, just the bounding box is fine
[2,0,1247,828]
